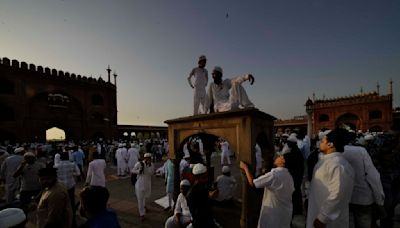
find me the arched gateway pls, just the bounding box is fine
[165,108,276,228]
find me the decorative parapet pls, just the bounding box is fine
[313,92,391,108]
[0,57,116,88]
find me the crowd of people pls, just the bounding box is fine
[0,55,399,228]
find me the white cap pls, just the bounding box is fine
[198,55,207,61]
[192,163,207,175]
[24,152,36,158]
[0,208,26,227]
[180,179,191,186]
[222,166,230,173]
[318,130,332,140]
[364,134,374,141]
[213,66,223,74]
[118,143,123,148]
[183,154,190,159]
[144,153,152,158]
[282,133,289,137]
[14,147,24,153]
[287,133,298,143]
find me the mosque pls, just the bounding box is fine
[0,57,167,143]
[275,81,399,136]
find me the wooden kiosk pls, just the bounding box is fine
[165,108,276,228]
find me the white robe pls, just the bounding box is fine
[86,159,106,187]
[253,167,294,228]
[188,67,208,115]
[165,192,193,228]
[220,141,231,165]
[343,145,384,205]
[307,152,355,228]
[132,161,154,216]
[115,147,128,175]
[127,147,140,171]
[205,74,254,113]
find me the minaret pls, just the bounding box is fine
[376,82,380,95]
[107,65,111,83]
[389,78,393,95]
[312,92,316,101]
[360,87,364,95]
[113,71,118,86]
[305,98,313,137]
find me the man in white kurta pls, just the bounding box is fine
[215,166,237,202]
[164,179,193,228]
[205,66,255,113]
[188,55,208,115]
[220,140,231,165]
[240,156,294,228]
[343,143,385,227]
[85,152,106,187]
[127,144,140,172]
[132,153,154,220]
[307,128,355,228]
[115,144,128,176]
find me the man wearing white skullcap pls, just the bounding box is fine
[186,163,217,227]
[0,147,24,205]
[115,143,128,176]
[205,66,255,113]
[164,179,193,228]
[0,208,26,228]
[131,152,154,221]
[215,166,237,203]
[188,55,208,115]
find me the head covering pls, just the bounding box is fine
[180,179,191,186]
[192,163,207,175]
[14,147,24,154]
[282,133,289,137]
[144,153,152,158]
[0,208,26,227]
[198,55,207,61]
[118,143,123,148]
[364,134,374,141]
[213,66,223,74]
[287,133,298,143]
[183,154,190,159]
[318,130,332,140]
[24,152,36,158]
[222,166,230,174]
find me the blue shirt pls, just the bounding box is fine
[79,209,121,228]
[73,150,85,166]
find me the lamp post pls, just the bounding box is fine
[305,98,313,138]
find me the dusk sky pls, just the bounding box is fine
[1,0,399,126]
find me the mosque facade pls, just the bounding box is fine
[275,82,397,136]
[0,57,118,143]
